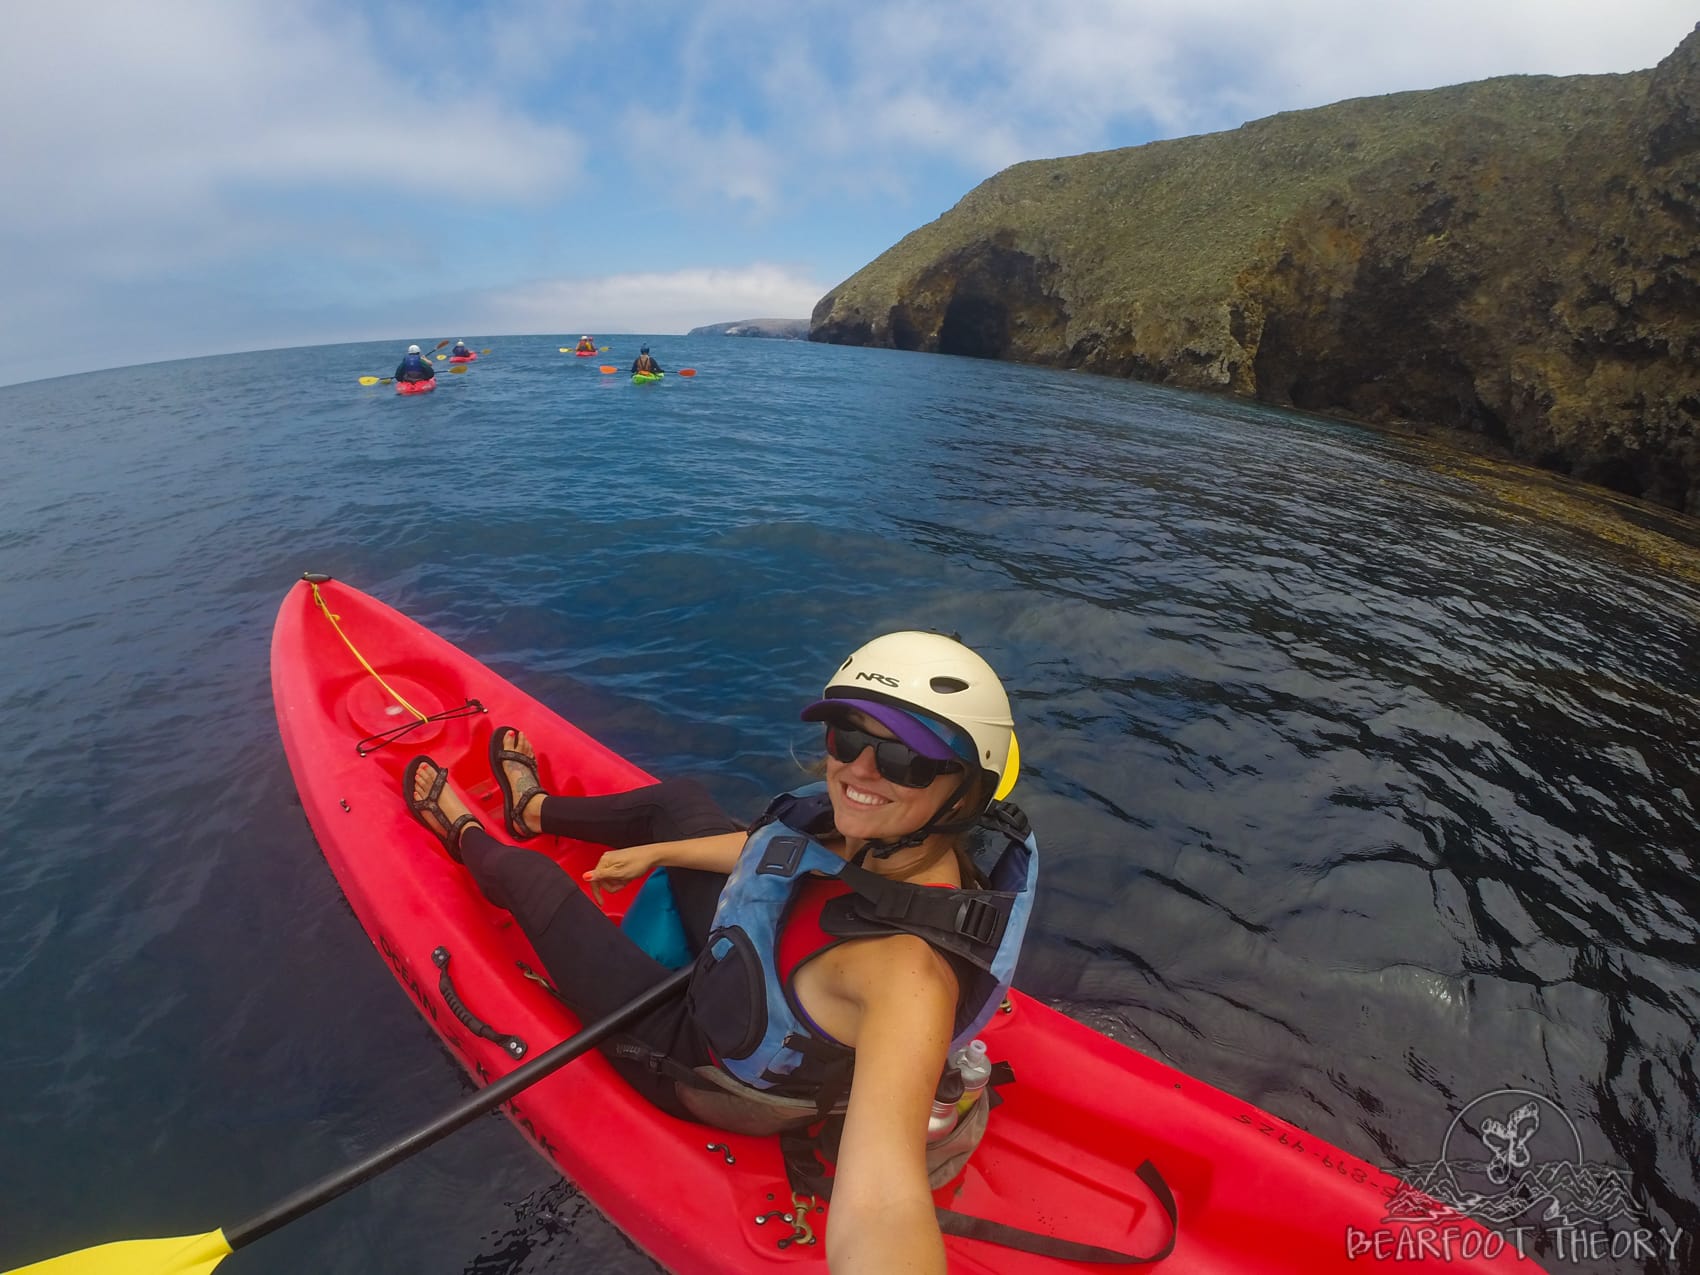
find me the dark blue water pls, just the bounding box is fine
[1,336,1697,1274]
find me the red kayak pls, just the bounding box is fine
[395,378,436,395]
[574,350,596,357]
[270,576,1539,1274]
[449,353,478,364]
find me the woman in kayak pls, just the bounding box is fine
[403,631,1027,1275]
[575,335,597,353]
[393,344,436,385]
[450,339,473,358]
[630,344,663,375]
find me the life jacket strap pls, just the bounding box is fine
[829,862,1015,968]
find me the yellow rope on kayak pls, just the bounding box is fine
[310,581,427,723]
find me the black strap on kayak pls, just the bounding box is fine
[355,698,486,756]
[934,1159,1177,1265]
[781,1114,1178,1263]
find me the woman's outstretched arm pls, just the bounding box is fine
[582,831,746,890]
[824,934,959,1274]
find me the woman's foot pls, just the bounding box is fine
[404,755,482,862]
[490,725,546,840]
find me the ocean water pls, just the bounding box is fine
[0,335,1697,1274]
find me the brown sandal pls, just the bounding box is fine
[404,755,480,863]
[489,726,543,841]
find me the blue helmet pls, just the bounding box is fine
[640,345,650,353]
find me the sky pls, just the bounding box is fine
[2,0,1694,386]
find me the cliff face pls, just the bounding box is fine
[812,28,1700,515]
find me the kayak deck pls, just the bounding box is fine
[271,576,1533,1273]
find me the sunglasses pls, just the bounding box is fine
[824,724,963,789]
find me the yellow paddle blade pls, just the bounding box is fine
[448,364,468,373]
[5,1229,232,1275]
[434,354,446,361]
[357,375,380,386]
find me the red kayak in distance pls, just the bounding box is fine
[269,574,1543,1275]
[395,378,436,395]
[574,350,596,357]
[448,353,477,364]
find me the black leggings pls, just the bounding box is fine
[458,777,739,1116]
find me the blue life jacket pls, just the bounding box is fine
[684,784,1037,1105]
[396,353,433,381]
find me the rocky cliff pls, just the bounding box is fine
[812,28,1700,515]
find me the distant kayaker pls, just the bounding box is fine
[575,335,597,353]
[630,345,663,375]
[403,632,1030,1275]
[450,340,473,358]
[394,344,436,384]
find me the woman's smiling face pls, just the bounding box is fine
[824,711,962,845]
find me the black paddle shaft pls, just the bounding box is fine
[224,965,692,1252]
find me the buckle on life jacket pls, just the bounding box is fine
[954,895,1002,946]
[757,834,808,877]
[981,799,1031,842]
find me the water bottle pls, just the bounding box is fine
[927,1067,966,1142]
[953,1039,991,1115]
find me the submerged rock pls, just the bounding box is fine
[812,26,1700,515]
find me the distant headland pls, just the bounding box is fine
[688,318,810,340]
[811,26,1700,516]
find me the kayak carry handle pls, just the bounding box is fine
[433,946,528,1059]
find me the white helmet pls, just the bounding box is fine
[407,344,421,354]
[803,631,1018,800]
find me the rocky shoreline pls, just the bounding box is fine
[811,27,1700,516]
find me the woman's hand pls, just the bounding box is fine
[583,844,660,892]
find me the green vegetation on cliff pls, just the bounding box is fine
[813,29,1700,515]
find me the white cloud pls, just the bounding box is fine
[462,264,832,333]
[619,106,785,211]
[0,2,584,242]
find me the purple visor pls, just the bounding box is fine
[799,696,971,762]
